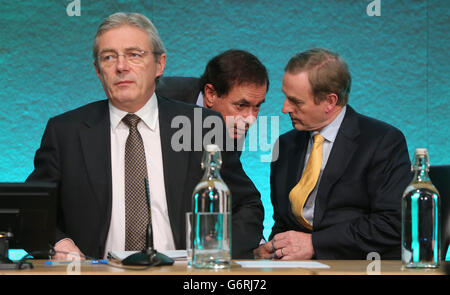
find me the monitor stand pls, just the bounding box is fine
[0,232,33,270]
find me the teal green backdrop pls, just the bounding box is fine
[1,1,449,240]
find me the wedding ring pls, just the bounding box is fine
[280,248,284,256]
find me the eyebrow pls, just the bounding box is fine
[233,99,266,106]
[282,89,296,101]
[256,99,266,106]
[124,46,146,52]
[286,96,303,103]
[98,48,116,55]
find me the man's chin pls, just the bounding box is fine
[109,92,143,109]
[230,129,247,139]
[233,129,247,139]
[292,121,306,131]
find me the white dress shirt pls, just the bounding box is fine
[104,93,175,257]
[302,106,347,226]
[196,92,204,107]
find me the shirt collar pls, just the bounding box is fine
[312,105,347,143]
[196,92,204,107]
[109,92,159,131]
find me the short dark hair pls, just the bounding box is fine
[285,48,351,106]
[199,49,269,97]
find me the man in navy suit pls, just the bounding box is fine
[27,12,263,260]
[156,49,269,141]
[254,48,412,260]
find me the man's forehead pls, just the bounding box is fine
[227,83,267,102]
[97,25,151,49]
[282,71,312,91]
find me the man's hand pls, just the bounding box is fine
[52,238,86,260]
[253,231,314,260]
[253,241,278,259]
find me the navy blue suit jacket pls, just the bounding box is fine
[27,96,264,259]
[270,105,412,259]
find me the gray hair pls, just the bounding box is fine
[93,12,166,64]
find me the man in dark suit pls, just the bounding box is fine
[27,12,263,260]
[156,49,269,142]
[156,76,201,104]
[254,48,412,260]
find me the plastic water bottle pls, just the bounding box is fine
[401,148,441,268]
[191,144,231,269]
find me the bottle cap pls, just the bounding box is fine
[415,148,428,156]
[206,144,220,152]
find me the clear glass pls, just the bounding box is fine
[191,145,232,269]
[402,148,441,268]
[191,212,231,269]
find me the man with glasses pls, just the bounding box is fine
[27,12,263,260]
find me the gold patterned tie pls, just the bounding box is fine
[289,133,325,230]
[122,114,149,251]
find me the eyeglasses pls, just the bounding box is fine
[98,50,151,66]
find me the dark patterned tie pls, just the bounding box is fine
[122,114,149,251]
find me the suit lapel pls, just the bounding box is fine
[78,100,112,244]
[284,131,309,227]
[313,106,360,227]
[157,96,190,248]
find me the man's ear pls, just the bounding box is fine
[203,83,218,108]
[155,53,166,78]
[93,61,102,80]
[324,93,339,113]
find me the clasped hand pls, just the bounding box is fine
[253,231,314,260]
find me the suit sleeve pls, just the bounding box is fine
[26,118,68,243]
[221,149,265,259]
[312,127,413,259]
[269,138,290,240]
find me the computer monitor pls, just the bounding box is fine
[0,182,57,261]
[429,165,450,261]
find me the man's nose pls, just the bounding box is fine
[243,113,257,126]
[116,55,130,72]
[281,98,291,114]
[242,106,260,123]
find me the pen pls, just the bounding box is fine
[44,259,108,266]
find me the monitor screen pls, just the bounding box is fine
[0,182,57,259]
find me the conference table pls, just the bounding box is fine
[0,259,446,275]
[1,259,446,293]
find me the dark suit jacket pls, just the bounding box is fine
[26,96,264,259]
[156,76,245,154]
[270,105,412,259]
[156,76,201,105]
